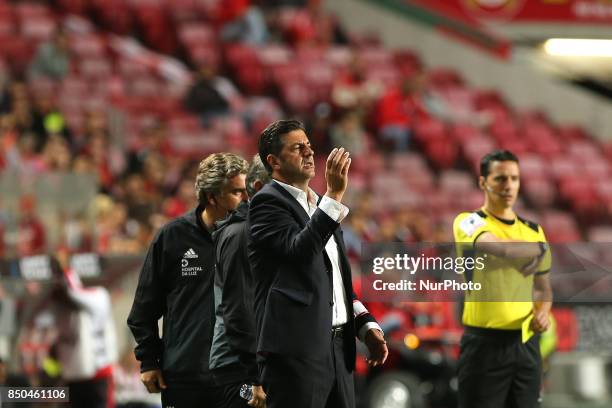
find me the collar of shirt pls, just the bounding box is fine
[273,179,318,213]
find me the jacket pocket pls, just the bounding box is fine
[270,287,313,306]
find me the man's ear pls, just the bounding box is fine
[478,176,486,191]
[207,193,217,207]
[267,154,280,171]
[253,180,264,194]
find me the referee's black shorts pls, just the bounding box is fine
[458,326,541,408]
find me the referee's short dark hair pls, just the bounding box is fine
[480,150,519,178]
[258,119,305,174]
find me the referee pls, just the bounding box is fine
[453,150,552,408]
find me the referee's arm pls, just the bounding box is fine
[474,232,544,259]
[531,272,553,333]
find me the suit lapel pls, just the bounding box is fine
[270,182,310,225]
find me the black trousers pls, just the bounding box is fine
[161,381,247,408]
[261,334,355,408]
[458,327,541,408]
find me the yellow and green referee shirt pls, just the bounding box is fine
[453,208,551,330]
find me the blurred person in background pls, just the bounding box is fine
[127,153,248,408]
[127,123,170,175]
[184,63,236,127]
[58,211,93,254]
[218,0,269,45]
[48,255,117,408]
[210,155,270,408]
[329,111,369,163]
[163,179,198,219]
[331,56,383,112]
[373,74,431,152]
[0,218,4,258]
[28,29,70,81]
[16,195,46,257]
[31,94,72,150]
[42,134,72,171]
[0,81,28,116]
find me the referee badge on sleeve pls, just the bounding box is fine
[459,213,486,237]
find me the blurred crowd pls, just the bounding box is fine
[0,0,479,262]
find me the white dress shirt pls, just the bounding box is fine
[273,180,381,340]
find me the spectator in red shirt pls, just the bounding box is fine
[16,195,46,257]
[374,74,430,152]
[163,179,197,219]
[0,222,4,259]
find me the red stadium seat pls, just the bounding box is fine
[70,34,107,57]
[424,138,459,170]
[414,117,446,144]
[117,58,151,79]
[79,58,113,79]
[428,68,464,89]
[21,16,56,41]
[489,118,518,143]
[550,156,580,180]
[557,125,589,143]
[57,0,88,14]
[257,44,294,66]
[270,63,302,87]
[567,140,602,162]
[587,226,612,242]
[0,16,14,37]
[584,159,609,178]
[498,138,529,156]
[450,123,481,144]
[439,170,475,192]
[128,76,162,97]
[365,65,401,88]
[14,2,50,19]
[389,152,428,173]
[325,46,353,67]
[280,82,313,113]
[225,43,258,68]
[0,36,35,70]
[178,23,215,47]
[186,44,220,67]
[540,211,581,242]
[519,154,549,179]
[522,178,556,209]
[462,135,496,173]
[358,47,393,69]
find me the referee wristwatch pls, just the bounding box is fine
[538,242,549,257]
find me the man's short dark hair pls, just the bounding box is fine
[480,150,519,178]
[258,119,305,174]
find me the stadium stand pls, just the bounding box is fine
[1,0,609,258]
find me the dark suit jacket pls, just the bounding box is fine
[248,181,376,371]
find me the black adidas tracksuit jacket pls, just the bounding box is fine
[127,206,216,386]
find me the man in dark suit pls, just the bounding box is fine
[248,120,388,408]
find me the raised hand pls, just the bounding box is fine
[325,147,351,203]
